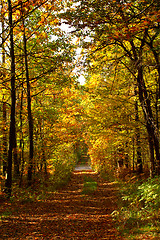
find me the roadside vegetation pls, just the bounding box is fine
[111,173,160,239]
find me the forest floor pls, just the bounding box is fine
[0,167,123,240]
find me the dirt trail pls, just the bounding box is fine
[0,170,122,239]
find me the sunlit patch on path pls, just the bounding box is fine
[0,167,123,239]
[74,164,92,171]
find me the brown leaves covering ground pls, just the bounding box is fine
[0,170,123,239]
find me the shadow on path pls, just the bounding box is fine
[0,169,122,239]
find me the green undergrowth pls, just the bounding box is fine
[0,165,75,221]
[50,162,74,190]
[0,210,13,221]
[99,169,116,182]
[81,175,97,195]
[112,176,160,239]
[8,163,75,203]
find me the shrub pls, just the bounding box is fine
[112,176,160,239]
[50,143,77,189]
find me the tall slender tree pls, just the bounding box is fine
[5,0,17,197]
[20,2,34,186]
[1,0,8,176]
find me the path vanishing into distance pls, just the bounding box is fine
[0,165,123,239]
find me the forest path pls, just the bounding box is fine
[0,170,123,239]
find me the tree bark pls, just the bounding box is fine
[137,64,160,174]
[39,120,47,176]
[2,101,7,176]
[19,85,25,187]
[148,134,155,178]
[1,0,5,64]
[130,35,160,175]
[134,86,143,173]
[1,1,7,177]
[5,0,16,197]
[22,14,34,186]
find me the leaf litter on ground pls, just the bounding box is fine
[0,170,122,239]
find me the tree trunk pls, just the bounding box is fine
[13,135,19,178]
[19,86,24,187]
[137,64,160,174]
[155,82,159,130]
[1,2,7,177]
[19,140,25,188]
[134,86,143,173]
[145,36,160,174]
[132,137,135,171]
[22,16,34,186]
[39,120,47,176]
[1,0,5,64]
[148,134,155,178]
[2,101,7,176]
[5,0,16,197]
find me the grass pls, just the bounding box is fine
[0,209,14,224]
[81,175,97,195]
[1,210,13,218]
